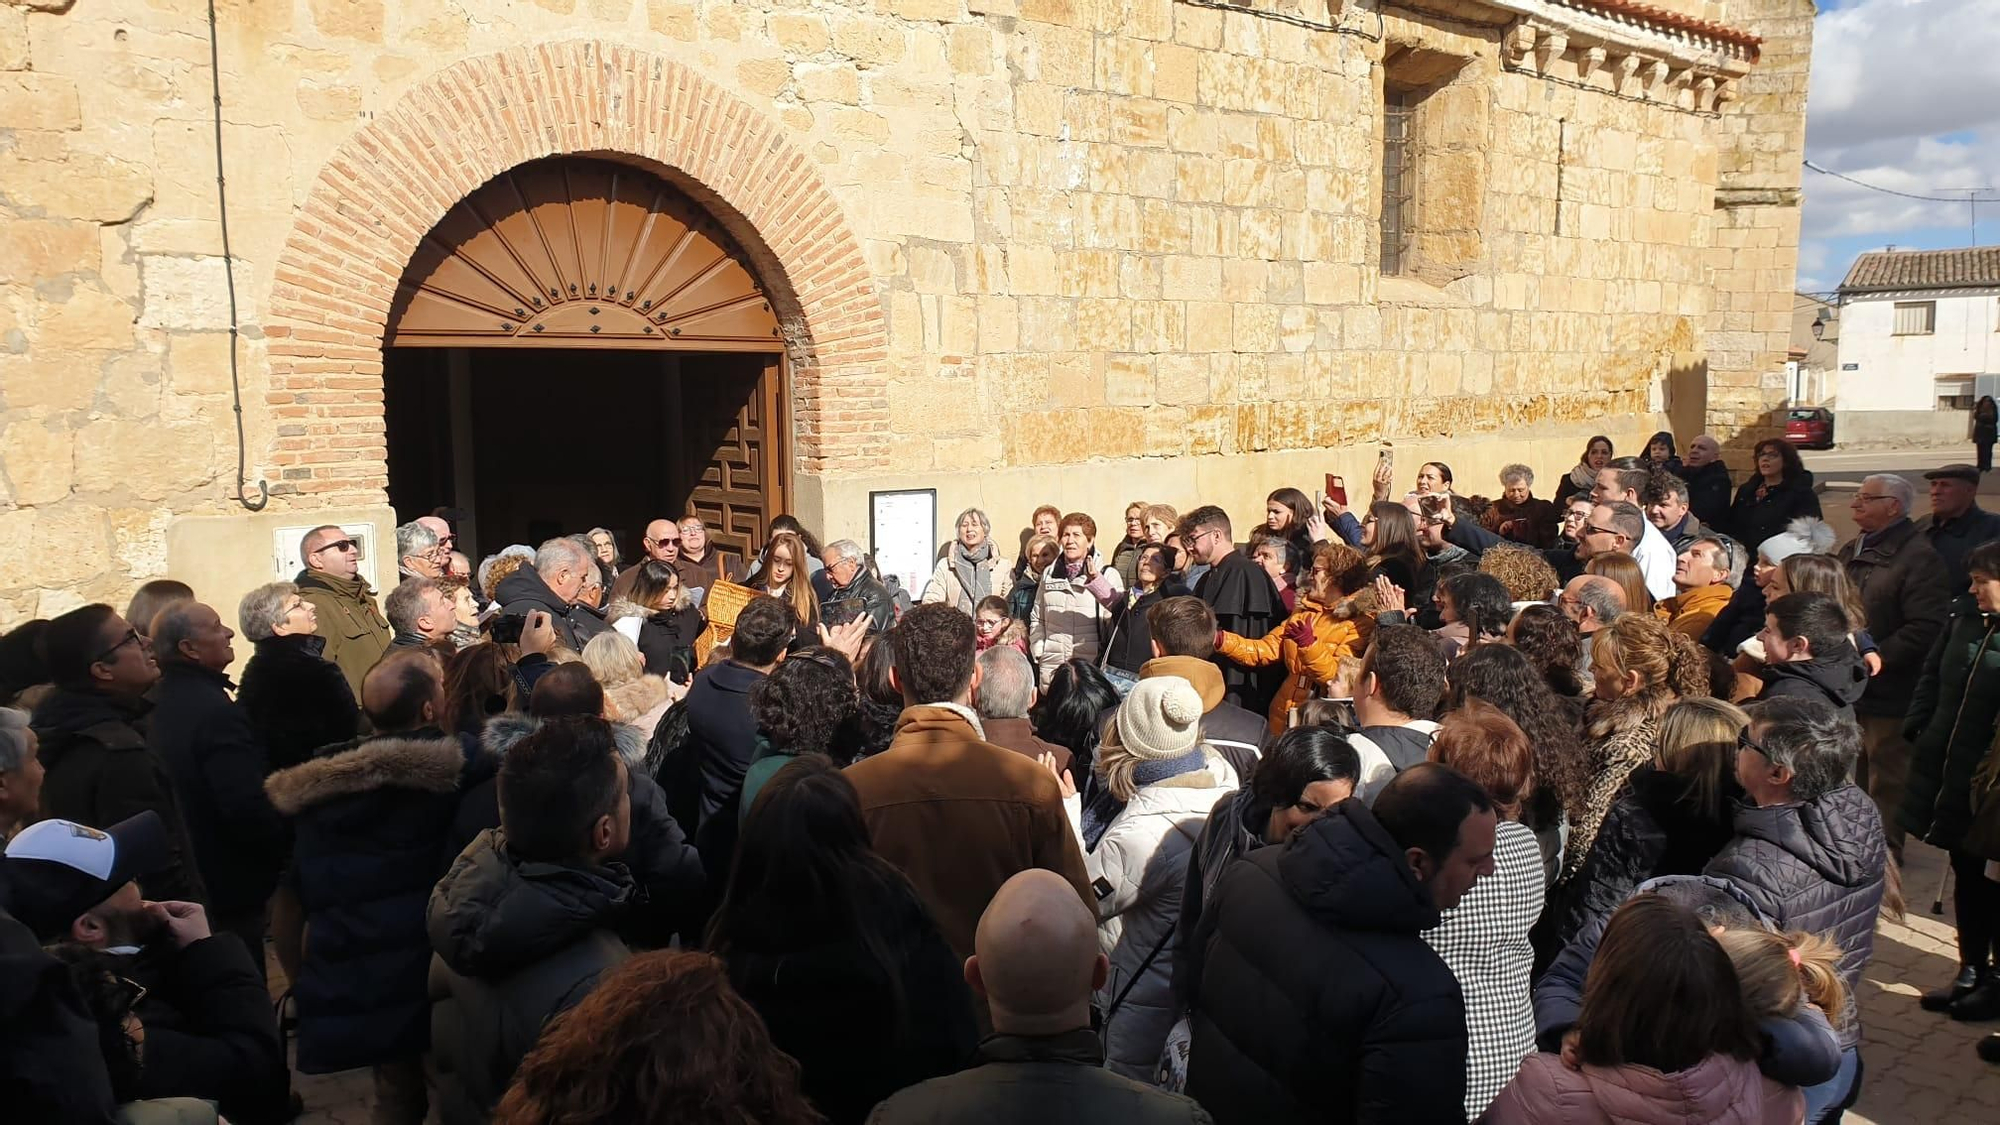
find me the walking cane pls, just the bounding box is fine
[1933,861,1954,915]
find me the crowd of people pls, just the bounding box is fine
[1,427,1997,1124]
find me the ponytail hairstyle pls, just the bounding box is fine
[1715,927,1849,1024]
[1587,614,1713,736]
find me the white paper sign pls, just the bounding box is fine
[869,489,937,597]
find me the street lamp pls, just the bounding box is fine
[1810,315,1825,341]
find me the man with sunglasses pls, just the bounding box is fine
[609,517,683,602]
[30,604,208,905]
[1658,535,1743,642]
[296,523,393,698]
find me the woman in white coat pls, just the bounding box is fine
[921,507,1006,614]
[1029,512,1125,686]
[1057,674,1237,1080]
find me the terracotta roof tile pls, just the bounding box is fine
[1560,0,1764,54]
[1838,246,2000,294]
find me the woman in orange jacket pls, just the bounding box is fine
[1217,541,1373,734]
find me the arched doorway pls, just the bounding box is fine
[380,155,788,562]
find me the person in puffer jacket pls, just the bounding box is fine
[1183,763,1496,1125]
[1059,675,1237,1080]
[428,717,633,1125]
[1704,696,1887,1123]
[1029,515,1125,686]
[1215,542,1369,734]
[1487,894,1803,1125]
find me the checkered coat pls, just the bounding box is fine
[1423,818,1544,1119]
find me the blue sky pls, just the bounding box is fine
[1797,0,2000,291]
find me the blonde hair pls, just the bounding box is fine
[1716,928,1848,1024]
[1588,614,1711,734]
[1654,697,1746,824]
[1141,503,1179,531]
[582,631,646,690]
[1481,547,1562,604]
[1585,552,1651,615]
[1024,533,1059,573]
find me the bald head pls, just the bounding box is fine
[968,869,1104,1035]
[1562,575,1626,634]
[361,649,444,732]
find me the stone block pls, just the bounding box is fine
[832,15,909,66]
[0,219,101,283]
[768,12,831,53]
[1160,255,1220,301]
[72,418,217,500]
[0,7,26,71]
[0,506,111,590]
[1,419,73,505]
[308,0,385,41]
[166,331,238,398]
[646,0,696,37]
[139,256,231,332]
[37,284,136,353]
[1186,301,1232,352]
[1156,353,1210,405]
[1103,353,1155,406]
[0,148,152,223]
[296,81,363,121]
[0,73,80,130]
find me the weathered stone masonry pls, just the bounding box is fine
[0,0,1809,622]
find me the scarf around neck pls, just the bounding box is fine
[949,540,995,611]
[1567,461,1598,494]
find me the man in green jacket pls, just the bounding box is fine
[867,869,1212,1124]
[294,524,392,698]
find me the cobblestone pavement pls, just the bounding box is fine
[1848,841,2000,1125]
[278,841,2000,1124]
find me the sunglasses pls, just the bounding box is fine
[313,538,358,554]
[1737,726,1771,759]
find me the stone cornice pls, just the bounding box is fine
[1485,0,1756,113]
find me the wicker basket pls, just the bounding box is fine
[693,580,759,668]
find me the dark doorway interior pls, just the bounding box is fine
[383,347,782,564]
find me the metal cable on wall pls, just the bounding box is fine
[205,0,268,512]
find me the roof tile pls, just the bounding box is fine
[1838,245,2000,293]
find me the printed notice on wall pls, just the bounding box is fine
[870,489,937,596]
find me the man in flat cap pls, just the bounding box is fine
[1922,463,2000,591]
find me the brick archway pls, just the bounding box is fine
[263,41,886,506]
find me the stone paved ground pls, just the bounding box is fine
[1848,841,2000,1125]
[276,841,2000,1124]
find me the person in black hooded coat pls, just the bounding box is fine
[1183,764,1493,1125]
[1750,592,1869,726]
[233,583,361,774]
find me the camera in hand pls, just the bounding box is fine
[489,614,528,644]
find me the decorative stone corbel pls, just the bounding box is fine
[1534,31,1568,77]
[1503,23,1536,70]
[1577,46,1607,86]
[1694,75,1718,112]
[1613,53,1641,96]
[1668,67,1694,106]
[1645,59,1670,98]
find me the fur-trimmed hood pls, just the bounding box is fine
[264,732,468,815]
[480,712,647,767]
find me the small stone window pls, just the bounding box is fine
[1376,45,1487,287]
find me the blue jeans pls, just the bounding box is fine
[1802,1045,1859,1124]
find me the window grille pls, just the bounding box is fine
[1892,301,1936,336]
[1380,91,1413,276]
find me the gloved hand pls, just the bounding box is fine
[1283,617,1317,649]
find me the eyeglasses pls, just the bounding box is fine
[1584,523,1623,538]
[94,628,144,665]
[1737,726,1771,759]
[312,538,358,555]
[651,536,681,546]
[1852,493,1896,504]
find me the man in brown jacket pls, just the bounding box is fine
[973,645,1072,775]
[847,604,1091,963]
[294,524,392,698]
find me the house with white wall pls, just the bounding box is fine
[1833,246,2000,446]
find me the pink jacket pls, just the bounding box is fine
[1481,1053,1804,1125]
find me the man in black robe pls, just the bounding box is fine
[1183,505,1285,715]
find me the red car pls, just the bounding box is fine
[1784,407,1835,450]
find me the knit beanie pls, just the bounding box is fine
[1115,675,1204,762]
[1756,517,1836,566]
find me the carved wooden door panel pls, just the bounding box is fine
[681,356,785,561]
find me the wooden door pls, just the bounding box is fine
[680,355,786,561]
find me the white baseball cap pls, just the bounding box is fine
[3,811,169,941]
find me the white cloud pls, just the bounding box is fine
[1800,0,2000,288]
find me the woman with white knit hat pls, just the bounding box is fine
[1053,674,1238,1080]
[1702,516,1836,656]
